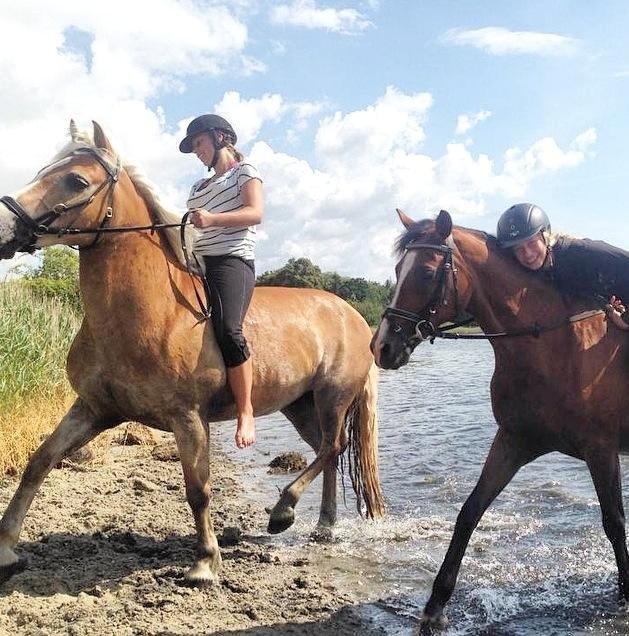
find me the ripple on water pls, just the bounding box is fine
[216,339,629,634]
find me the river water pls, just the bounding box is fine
[218,339,629,634]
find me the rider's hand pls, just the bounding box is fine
[189,208,214,228]
[605,296,629,331]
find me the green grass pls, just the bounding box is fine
[0,283,81,474]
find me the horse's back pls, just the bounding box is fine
[247,286,373,383]
[249,286,371,338]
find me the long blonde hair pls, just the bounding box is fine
[224,142,244,163]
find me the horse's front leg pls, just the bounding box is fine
[421,428,541,629]
[585,447,629,601]
[0,399,110,583]
[171,414,221,586]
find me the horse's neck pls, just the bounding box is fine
[458,232,570,334]
[78,177,184,328]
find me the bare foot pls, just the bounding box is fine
[235,412,256,448]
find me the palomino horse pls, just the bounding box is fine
[0,121,384,586]
[371,209,629,627]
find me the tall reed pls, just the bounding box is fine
[0,283,81,474]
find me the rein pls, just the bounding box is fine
[1,146,210,319]
[383,239,605,345]
[434,309,603,341]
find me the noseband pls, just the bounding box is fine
[383,237,459,344]
[1,147,120,251]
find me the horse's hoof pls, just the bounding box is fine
[418,611,449,632]
[0,555,28,585]
[267,506,295,534]
[310,525,335,543]
[183,571,219,588]
[183,562,219,588]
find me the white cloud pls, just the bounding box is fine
[214,92,286,146]
[455,110,492,135]
[213,92,328,146]
[572,127,597,152]
[270,0,373,35]
[315,86,432,167]
[270,40,287,55]
[0,0,262,193]
[0,0,597,287]
[498,132,596,195]
[247,88,596,280]
[442,27,579,57]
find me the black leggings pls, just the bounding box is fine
[203,255,255,367]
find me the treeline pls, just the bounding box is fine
[13,248,393,326]
[257,257,393,326]
[11,247,82,312]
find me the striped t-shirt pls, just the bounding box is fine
[188,162,262,260]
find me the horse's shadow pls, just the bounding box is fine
[0,531,207,597]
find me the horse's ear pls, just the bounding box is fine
[92,121,113,153]
[69,119,79,142]
[396,208,416,229]
[435,209,453,240]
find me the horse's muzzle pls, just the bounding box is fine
[371,330,415,370]
[0,202,35,259]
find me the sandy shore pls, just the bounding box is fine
[0,432,388,635]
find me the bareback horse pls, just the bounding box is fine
[371,209,629,627]
[0,121,384,586]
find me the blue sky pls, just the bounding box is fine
[1,0,627,281]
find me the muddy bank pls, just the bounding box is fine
[0,431,391,635]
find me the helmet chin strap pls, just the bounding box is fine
[208,130,222,172]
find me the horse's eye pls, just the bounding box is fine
[66,173,90,191]
[422,270,436,281]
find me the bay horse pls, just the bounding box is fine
[371,209,629,628]
[0,121,384,587]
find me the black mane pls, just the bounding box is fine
[394,219,436,256]
[394,219,497,257]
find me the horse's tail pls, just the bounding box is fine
[345,361,386,519]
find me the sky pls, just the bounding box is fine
[1,0,628,282]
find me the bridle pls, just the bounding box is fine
[1,146,211,319]
[382,236,462,345]
[1,147,122,251]
[382,236,603,346]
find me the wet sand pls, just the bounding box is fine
[0,433,387,635]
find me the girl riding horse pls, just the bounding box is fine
[179,113,262,449]
[497,202,629,331]
[372,208,629,629]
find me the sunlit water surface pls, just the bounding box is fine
[217,339,629,634]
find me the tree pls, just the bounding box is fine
[258,258,392,326]
[19,247,81,312]
[256,257,324,289]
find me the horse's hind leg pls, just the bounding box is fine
[585,448,629,601]
[171,413,221,586]
[268,390,349,535]
[279,394,339,539]
[0,399,110,583]
[422,428,541,627]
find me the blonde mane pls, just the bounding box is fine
[52,123,198,268]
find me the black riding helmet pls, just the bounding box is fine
[178,114,237,154]
[496,203,551,248]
